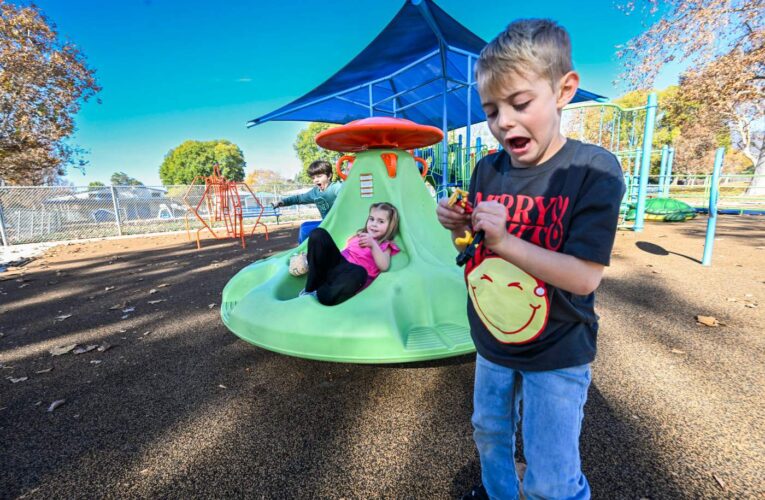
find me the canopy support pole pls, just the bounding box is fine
[441,78,448,196]
[466,55,472,185]
[368,84,373,117]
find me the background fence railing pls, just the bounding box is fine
[0,183,320,246]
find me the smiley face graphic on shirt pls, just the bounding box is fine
[467,257,549,344]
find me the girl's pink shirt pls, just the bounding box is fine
[341,236,400,287]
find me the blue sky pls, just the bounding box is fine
[20,0,680,185]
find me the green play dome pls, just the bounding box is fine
[625,197,698,222]
[221,118,474,363]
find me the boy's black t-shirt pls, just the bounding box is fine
[464,139,625,371]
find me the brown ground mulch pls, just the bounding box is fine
[1,216,763,499]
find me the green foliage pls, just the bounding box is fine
[159,140,246,185]
[0,2,100,185]
[88,181,105,187]
[110,172,143,186]
[563,85,742,175]
[293,123,339,183]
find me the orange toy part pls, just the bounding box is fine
[315,117,444,152]
[414,157,428,178]
[380,153,398,178]
[335,155,355,180]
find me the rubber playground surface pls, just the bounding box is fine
[1,217,763,498]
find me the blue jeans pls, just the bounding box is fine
[472,353,591,500]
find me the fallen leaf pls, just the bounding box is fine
[121,314,130,320]
[9,376,28,383]
[148,289,158,294]
[47,399,66,412]
[670,349,686,355]
[90,360,102,365]
[73,345,98,355]
[108,303,126,310]
[147,299,165,305]
[97,343,113,352]
[142,331,151,336]
[55,314,72,321]
[713,473,725,490]
[104,286,115,291]
[122,307,135,313]
[19,283,30,289]
[35,367,53,374]
[50,344,77,356]
[695,315,719,327]
[208,303,216,309]
[218,384,227,389]
[157,283,170,288]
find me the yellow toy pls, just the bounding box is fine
[447,188,484,266]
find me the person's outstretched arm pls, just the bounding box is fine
[279,187,319,208]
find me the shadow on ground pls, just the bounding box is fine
[1,223,762,498]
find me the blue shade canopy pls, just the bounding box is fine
[247,0,605,130]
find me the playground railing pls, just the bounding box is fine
[0,183,320,246]
[662,174,765,212]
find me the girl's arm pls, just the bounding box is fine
[370,242,392,272]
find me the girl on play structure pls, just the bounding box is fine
[299,202,400,306]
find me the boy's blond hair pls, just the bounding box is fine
[476,19,573,96]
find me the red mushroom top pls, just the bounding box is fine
[315,117,444,152]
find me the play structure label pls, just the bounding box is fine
[360,173,374,198]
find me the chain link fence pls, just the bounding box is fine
[0,183,321,245]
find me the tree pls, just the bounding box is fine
[0,2,100,185]
[88,181,105,187]
[245,169,285,187]
[159,140,245,185]
[617,0,764,192]
[293,122,339,182]
[110,171,143,186]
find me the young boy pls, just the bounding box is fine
[436,19,625,500]
[273,160,342,219]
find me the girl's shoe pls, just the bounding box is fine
[298,288,317,298]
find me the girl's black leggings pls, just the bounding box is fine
[305,228,368,306]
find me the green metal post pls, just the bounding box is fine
[702,148,725,266]
[658,145,669,197]
[633,92,658,232]
[664,147,675,196]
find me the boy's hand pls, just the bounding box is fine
[357,232,377,249]
[436,197,471,232]
[271,201,283,209]
[472,201,509,250]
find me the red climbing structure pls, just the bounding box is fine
[183,164,268,249]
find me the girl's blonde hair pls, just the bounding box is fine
[358,202,399,242]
